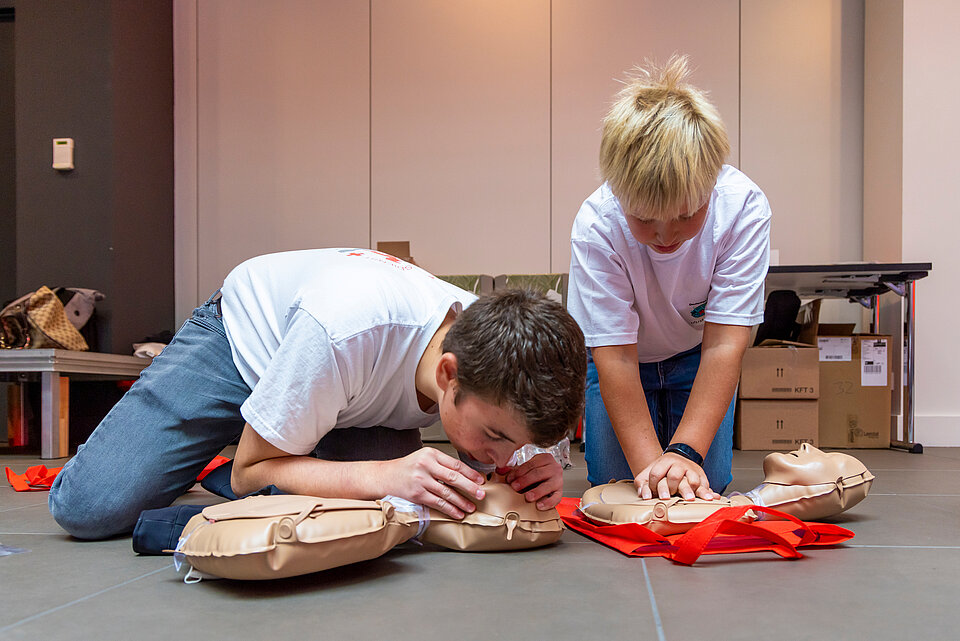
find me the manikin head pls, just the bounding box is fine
[763,443,871,486]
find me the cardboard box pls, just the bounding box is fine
[376,241,417,265]
[740,342,820,399]
[735,399,819,450]
[817,333,892,448]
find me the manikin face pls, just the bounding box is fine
[439,391,531,468]
[763,443,869,485]
[624,199,709,254]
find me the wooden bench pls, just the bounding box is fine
[1,349,150,459]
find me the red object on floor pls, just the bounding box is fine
[196,455,232,481]
[4,465,62,491]
[557,497,855,565]
[6,456,234,492]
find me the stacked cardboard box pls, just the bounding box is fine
[818,329,892,448]
[736,341,820,450]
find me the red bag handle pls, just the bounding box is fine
[669,505,816,565]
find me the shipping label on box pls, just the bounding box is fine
[818,336,852,362]
[861,338,888,386]
[735,399,819,450]
[739,343,819,399]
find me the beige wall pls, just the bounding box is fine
[901,0,960,444]
[550,0,740,273]
[863,0,959,446]
[177,1,859,293]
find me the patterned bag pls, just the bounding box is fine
[0,286,89,350]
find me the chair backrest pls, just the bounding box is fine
[436,274,494,295]
[493,273,568,308]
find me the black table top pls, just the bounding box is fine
[765,262,931,299]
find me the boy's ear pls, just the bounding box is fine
[436,352,459,392]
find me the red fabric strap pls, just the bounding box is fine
[558,497,854,565]
[6,456,234,492]
[4,465,62,491]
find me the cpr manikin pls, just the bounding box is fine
[579,444,874,534]
[174,481,563,581]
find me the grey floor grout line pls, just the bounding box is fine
[849,545,960,549]
[0,503,48,513]
[0,531,63,536]
[641,559,667,641]
[0,566,170,635]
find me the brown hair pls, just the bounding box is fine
[442,288,586,447]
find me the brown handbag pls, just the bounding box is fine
[0,286,89,351]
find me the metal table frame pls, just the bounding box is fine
[0,349,150,459]
[766,262,932,453]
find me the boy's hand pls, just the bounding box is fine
[635,453,721,501]
[504,452,563,510]
[380,448,487,519]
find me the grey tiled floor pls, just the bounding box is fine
[2,445,959,640]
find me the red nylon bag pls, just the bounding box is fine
[557,497,854,565]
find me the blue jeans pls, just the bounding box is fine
[49,294,421,540]
[584,345,734,493]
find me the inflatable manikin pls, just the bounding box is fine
[579,444,875,535]
[174,482,564,582]
[174,443,567,581]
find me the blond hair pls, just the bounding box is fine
[599,55,729,220]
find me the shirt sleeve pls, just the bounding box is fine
[240,307,348,454]
[704,189,771,326]
[568,238,640,347]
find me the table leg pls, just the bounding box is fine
[7,383,28,446]
[41,374,69,459]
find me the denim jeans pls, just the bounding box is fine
[584,345,734,493]
[49,294,421,540]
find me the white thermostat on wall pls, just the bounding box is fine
[53,138,74,170]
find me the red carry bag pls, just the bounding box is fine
[558,497,854,565]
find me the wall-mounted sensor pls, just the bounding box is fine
[53,138,74,170]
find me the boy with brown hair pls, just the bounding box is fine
[568,55,771,500]
[50,248,586,540]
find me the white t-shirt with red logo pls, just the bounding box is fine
[567,165,770,363]
[220,248,476,454]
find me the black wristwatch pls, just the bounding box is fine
[663,442,703,466]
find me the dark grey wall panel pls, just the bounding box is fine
[14,1,173,353]
[0,15,15,307]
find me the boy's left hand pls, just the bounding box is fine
[636,453,721,501]
[503,452,563,510]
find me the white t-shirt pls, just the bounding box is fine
[567,165,770,363]
[220,248,477,455]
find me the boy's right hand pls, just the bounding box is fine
[378,448,487,519]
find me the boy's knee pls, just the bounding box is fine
[49,472,134,540]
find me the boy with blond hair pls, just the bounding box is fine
[568,56,770,500]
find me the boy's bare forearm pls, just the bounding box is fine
[671,323,750,454]
[232,450,383,499]
[592,345,663,474]
[230,422,384,498]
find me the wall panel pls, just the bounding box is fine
[195,0,370,298]
[370,0,550,276]
[741,0,864,267]
[551,0,740,273]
